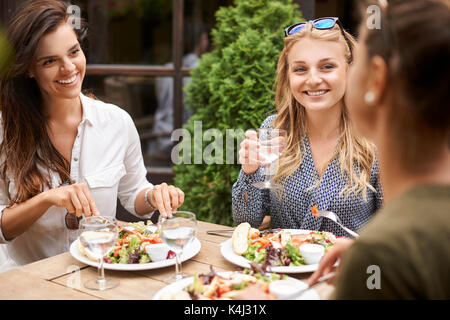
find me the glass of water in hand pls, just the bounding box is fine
[252,128,287,190]
[159,211,197,283]
[78,216,119,290]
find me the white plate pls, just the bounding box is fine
[70,237,201,271]
[221,229,332,273]
[152,271,319,300]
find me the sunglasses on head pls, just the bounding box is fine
[284,17,353,60]
[65,211,82,230]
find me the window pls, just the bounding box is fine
[73,0,232,181]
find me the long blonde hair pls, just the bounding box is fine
[272,23,377,200]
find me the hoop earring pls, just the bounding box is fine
[364,91,375,103]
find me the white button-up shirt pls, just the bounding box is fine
[0,93,153,272]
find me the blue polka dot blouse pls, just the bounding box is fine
[232,115,383,237]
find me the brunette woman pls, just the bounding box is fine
[0,0,184,272]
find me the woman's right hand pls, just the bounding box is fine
[239,130,261,174]
[43,183,99,217]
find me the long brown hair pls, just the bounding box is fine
[272,23,377,200]
[360,0,450,172]
[0,0,87,204]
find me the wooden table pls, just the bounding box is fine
[0,221,334,300]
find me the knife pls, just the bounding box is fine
[206,229,234,236]
[206,227,274,236]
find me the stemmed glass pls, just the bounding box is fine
[252,128,287,190]
[78,216,119,290]
[158,211,197,283]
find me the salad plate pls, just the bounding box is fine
[152,270,319,300]
[70,221,201,271]
[70,237,201,271]
[221,228,336,273]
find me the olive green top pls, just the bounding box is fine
[333,184,450,299]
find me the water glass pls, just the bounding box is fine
[159,211,197,283]
[78,216,119,290]
[252,128,287,190]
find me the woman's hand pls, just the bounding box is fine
[43,183,99,217]
[148,183,185,218]
[239,130,286,175]
[239,130,261,174]
[308,238,354,286]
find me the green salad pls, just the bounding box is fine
[102,221,175,264]
[242,230,337,267]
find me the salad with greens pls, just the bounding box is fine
[242,229,338,267]
[158,264,288,300]
[103,221,175,264]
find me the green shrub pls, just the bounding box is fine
[0,29,14,77]
[173,0,303,226]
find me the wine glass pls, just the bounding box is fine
[158,211,197,283]
[78,216,119,290]
[252,128,287,190]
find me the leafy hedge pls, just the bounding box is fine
[173,0,303,226]
[0,29,14,77]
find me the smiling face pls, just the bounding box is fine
[29,22,86,103]
[287,37,348,113]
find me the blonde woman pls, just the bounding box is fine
[232,18,382,236]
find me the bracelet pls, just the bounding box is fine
[144,188,154,210]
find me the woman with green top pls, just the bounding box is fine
[309,0,450,299]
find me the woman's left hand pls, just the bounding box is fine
[148,183,185,218]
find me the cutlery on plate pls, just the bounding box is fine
[275,272,335,300]
[206,229,234,236]
[312,208,360,238]
[207,227,272,236]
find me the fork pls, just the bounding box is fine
[315,209,360,238]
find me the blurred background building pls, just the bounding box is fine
[0,0,359,221]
